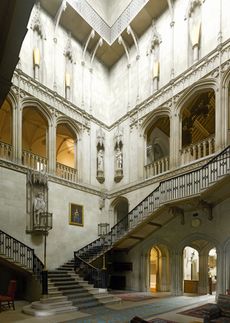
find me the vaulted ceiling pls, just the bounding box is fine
[40,0,169,68]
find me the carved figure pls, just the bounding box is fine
[115,148,123,169]
[97,149,104,171]
[33,192,46,226]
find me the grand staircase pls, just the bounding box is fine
[1,146,230,316]
[72,146,230,287]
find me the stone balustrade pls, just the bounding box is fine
[56,162,78,182]
[180,136,215,165]
[0,141,12,161]
[145,156,169,179]
[22,150,48,172]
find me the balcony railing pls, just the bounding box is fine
[56,162,78,182]
[22,150,48,172]
[145,156,169,179]
[180,136,215,165]
[0,141,12,161]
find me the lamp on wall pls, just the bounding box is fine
[39,212,53,296]
[98,223,109,270]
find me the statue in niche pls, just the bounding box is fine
[97,149,104,171]
[33,191,46,226]
[115,147,123,170]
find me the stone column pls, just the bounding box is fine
[169,108,181,169]
[171,250,183,295]
[14,101,23,164]
[48,114,56,175]
[198,252,209,295]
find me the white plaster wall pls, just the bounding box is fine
[0,167,102,269]
[20,7,111,124]
[222,0,230,43]
[0,168,27,244]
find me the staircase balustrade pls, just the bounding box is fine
[74,254,107,288]
[74,146,230,284]
[0,229,44,282]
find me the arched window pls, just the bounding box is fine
[145,116,170,177]
[56,123,77,182]
[181,90,215,163]
[22,107,48,171]
[0,99,13,160]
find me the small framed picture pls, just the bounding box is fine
[69,203,84,226]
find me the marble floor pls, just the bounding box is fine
[0,293,215,323]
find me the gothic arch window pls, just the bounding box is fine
[181,89,215,162]
[56,123,77,169]
[22,106,48,171]
[145,116,170,176]
[0,99,13,161]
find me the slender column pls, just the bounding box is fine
[171,250,183,295]
[48,113,56,175]
[16,101,23,164]
[198,253,209,295]
[170,109,181,168]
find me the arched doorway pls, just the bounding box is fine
[22,106,48,171]
[149,244,170,293]
[56,123,77,182]
[208,248,217,294]
[183,246,199,294]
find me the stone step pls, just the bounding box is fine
[75,300,102,309]
[48,291,63,297]
[23,303,78,317]
[40,296,68,303]
[32,300,73,310]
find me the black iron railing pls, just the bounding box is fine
[74,253,107,288]
[0,229,44,282]
[74,146,230,276]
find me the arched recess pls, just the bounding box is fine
[22,105,49,171]
[142,108,170,178]
[0,99,12,146]
[147,244,170,293]
[56,119,78,182]
[178,235,218,295]
[176,81,216,165]
[111,196,129,225]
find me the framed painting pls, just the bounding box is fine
[69,203,84,226]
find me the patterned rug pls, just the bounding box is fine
[149,319,178,323]
[113,292,156,302]
[177,303,215,318]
